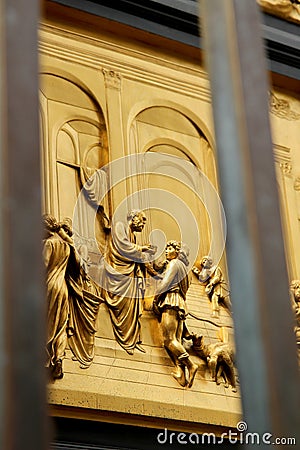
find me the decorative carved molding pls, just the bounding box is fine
[258,0,300,25]
[102,69,122,90]
[270,92,300,121]
[39,25,211,102]
[273,144,291,163]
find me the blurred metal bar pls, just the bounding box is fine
[201,0,300,444]
[0,0,48,449]
[0,3,6,450]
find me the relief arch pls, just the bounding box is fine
[128,105,222,264]
[39,73,110,276]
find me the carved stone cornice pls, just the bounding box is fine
[102,69,122,90]
[258,0,300,25]
[270,92,300,120]
[39,25,210,101]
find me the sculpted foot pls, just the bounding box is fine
[187,363,198,388]
[52,359,63,380]
[171,366,187,387]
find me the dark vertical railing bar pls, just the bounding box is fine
[201,0,300,445]
[0,2,6,449]
[1,0,48,449]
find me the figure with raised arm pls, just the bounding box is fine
[193,256,231,318]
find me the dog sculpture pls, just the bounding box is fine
[191,334,237,392]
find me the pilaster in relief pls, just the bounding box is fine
[101,68,127,211]
[102,69,122,91]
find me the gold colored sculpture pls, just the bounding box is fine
[192,256,231,318]
[103,210,156,355]
[43,214,103,380]
[153,241,198,388]
[44,215,72,379]
[191,334,237,392]
[258,0,300,24]
[290,280,300,360]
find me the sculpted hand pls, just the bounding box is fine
[141,244,157,255]
[205,282,213,294]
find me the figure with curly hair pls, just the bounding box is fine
[193,256,231,318]
[154,241,198,388]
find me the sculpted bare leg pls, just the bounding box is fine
[211,293,220,318]
[161,309,198,388]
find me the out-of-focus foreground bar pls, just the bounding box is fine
[0,1,48,449]
[201,0,300,445]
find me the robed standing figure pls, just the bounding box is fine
[103,210,156,355]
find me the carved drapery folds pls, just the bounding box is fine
[44,210,238,389]
[41,69,238,392]
[102,210,155,355]
[43,214,104,380]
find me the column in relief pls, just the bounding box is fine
[102,69,129,213]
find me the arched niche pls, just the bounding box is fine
[39,74,110,266]
[129,106,218,261]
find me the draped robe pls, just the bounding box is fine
[103,221,145,352]
[44,233,70,366]
[44,232,103,369]
[66,246,104,368]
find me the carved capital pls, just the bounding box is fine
[102,69,122,90]
[280,162,292,175]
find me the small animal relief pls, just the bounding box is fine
[191,334,237,392]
